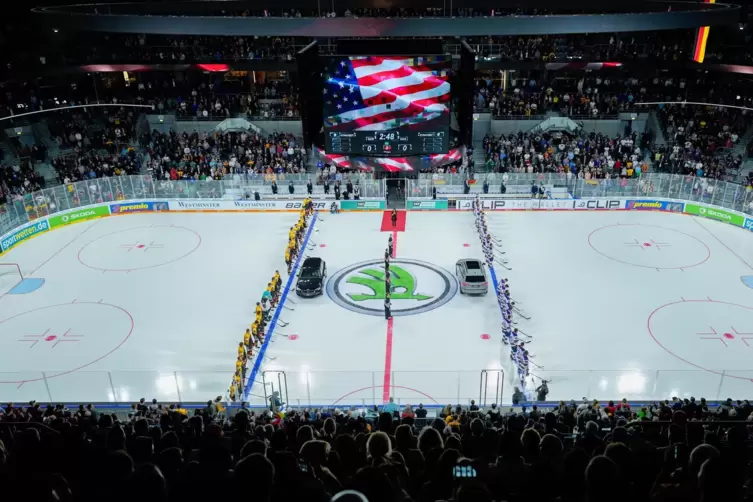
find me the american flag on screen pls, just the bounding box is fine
[323,56,451,132]
[316,147,464,172]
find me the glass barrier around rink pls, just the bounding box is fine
[571,173,753,215]
[2,368,751,406]
[249,370,505,409]
[521,368,753,404]
[0,173,381,237]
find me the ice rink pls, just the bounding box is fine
[2,207,753,406]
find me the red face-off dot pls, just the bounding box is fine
[724,332,735,339]
[44,335,57,342]
[480,334,490,340]
[463,243,470,248]
[288,334,299,341]
[137,244,145,249]
[643,242,652,247]
[319,244,326,248]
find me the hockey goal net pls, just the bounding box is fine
[0,263,23,296]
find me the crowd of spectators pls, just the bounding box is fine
[482,131,651,180]
[143,129,307,181]
[169,85,298,119]
[1,395,752,502]
[0,76,299,121]
[476,76,647,118]
[0,159,44,205]
[654,90,753,180]
[466,31,696,62]
[475,73,753,120]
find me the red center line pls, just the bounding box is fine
[382,230,399,404]
[382,317,394,403]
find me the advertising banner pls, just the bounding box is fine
[48,205,110,228]
[455,199,575,211]
[407,200,448,210]
[167,200,335,211]
[745,218,753,232]
[1,219,50,253]
[110,201,169,214]
[684,203,744,226]
[625,200,684,212]
[340,200,386,211]
[572,199,626,210]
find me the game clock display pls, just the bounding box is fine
[326,130,448,156]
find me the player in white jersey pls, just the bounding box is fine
[497,279,507,294]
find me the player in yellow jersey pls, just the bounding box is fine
[229,383,237,402]
[273,271,281,295]
[235,356,245,382]
[255,311,262,330]
[243,328,251,349]
[233,370,241,390]
[285,246,292,274]
[238,342,246,361]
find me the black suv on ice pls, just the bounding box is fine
[296,257,327,297]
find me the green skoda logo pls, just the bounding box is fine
[326,259,458,316]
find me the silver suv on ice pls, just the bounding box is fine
[455,259,489,295]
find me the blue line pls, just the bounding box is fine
[488,265,526,393]
[243,210,318,401]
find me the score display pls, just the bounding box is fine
[326,130,448,156]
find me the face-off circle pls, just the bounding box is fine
[78,225,201,272]
[0,302,134,383]
[648,299,753,380]
[588,223,710,270]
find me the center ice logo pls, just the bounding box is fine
[346,265,432,302]
[326,258,458,316]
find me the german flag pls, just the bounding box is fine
[693,0,716,63]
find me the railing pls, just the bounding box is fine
[418,172,569,186]
[2,368,752,405]
[0,173,379,238]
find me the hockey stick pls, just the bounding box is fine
[494,249,506,255]
[513,307,531,320]
[530,360,544,370]
[277,320,289,327]
[517,328,532,338]
[276,333,290,338]
[264,355,277,362]
[286,297,297,304]
[283,304,295,311]
[495,258,509,265]
[497,262,512,271]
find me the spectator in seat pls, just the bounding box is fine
[382,397,399,415]
[415,403,428,419]
[401,404,415,419]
